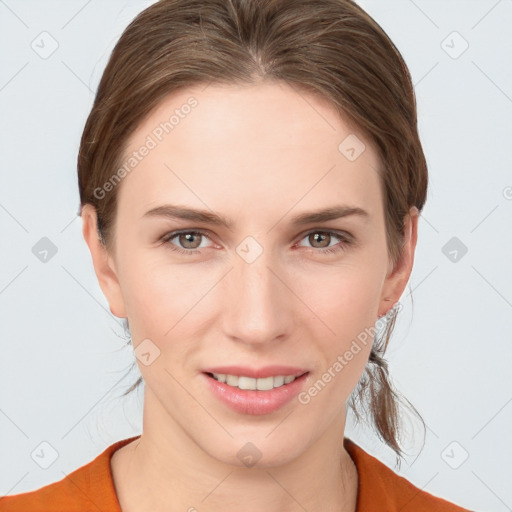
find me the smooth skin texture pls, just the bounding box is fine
[82,81,419,512]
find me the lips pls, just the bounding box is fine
[201,365,309,379]
[202,370,310,415]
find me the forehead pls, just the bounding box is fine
[117,81,383,223]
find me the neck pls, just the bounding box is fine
[111,390,358,512]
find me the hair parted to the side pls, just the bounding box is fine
[78,0,427,466]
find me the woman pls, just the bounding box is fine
[0,0,473,510]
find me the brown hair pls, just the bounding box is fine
[78,0,427,465]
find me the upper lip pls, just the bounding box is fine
[202,365,309,379]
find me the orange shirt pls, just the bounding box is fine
[0,435,471,511]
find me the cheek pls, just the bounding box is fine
[117,258,205,385]
[116,249,200,339]
[293,261,383,380]
[294,258,384,329]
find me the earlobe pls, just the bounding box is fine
[81,204,127,318]
[378,207,419,318]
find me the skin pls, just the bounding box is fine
[82,80,418,512]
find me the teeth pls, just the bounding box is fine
[211,373,299,390]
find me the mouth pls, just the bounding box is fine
[202,370,310,415]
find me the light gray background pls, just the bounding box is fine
[1,1,511,510]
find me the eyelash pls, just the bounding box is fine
[160,229,353,256]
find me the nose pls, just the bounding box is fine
[221,244,293,347]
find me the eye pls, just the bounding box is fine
[296,230,352,255]
[161,230,213,256]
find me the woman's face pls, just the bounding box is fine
[84,81,417,467]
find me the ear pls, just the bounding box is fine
[81,204,127,318]
[378,206,419,317]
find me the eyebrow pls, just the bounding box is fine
[142,204,370,229]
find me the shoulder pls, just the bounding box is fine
[0,475,88,512]
[344,437,472,512]
[0,436,140,512]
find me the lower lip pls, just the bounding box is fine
[203,372,309,415]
